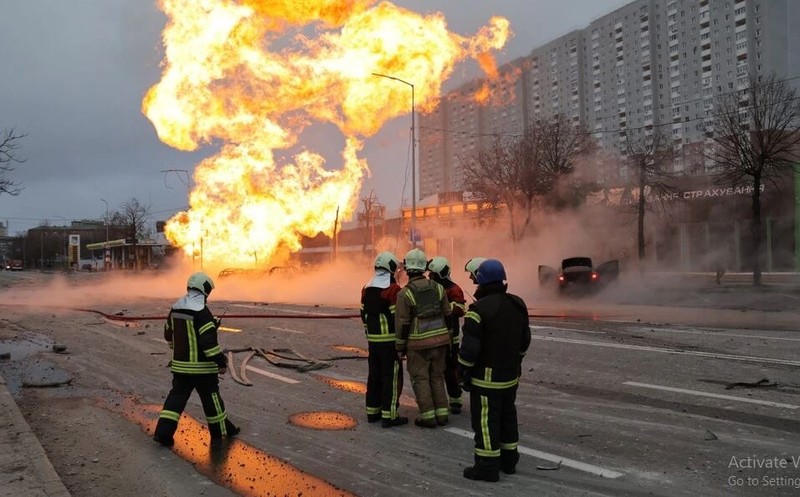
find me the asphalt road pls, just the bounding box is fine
[2,270,800,496]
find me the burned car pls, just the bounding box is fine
[538,257,619,294]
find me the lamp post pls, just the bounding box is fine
[372,72,417,247]
[100,199,109,243]
[100,198,110,271]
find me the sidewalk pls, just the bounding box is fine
[0,374,70,497]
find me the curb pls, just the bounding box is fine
[0,375,71,497]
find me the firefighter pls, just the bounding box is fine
[395,248,452,428]
[458,259,531,482]
[427,256,467,414]
[361,251,408,428]
[153,272,240,449]
[464,257,487,285]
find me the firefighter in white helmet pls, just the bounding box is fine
[154,272,240,449]
[464,257,487,284]
[360,251,408,428]
[395,248,452,428]
[427,256,467,415]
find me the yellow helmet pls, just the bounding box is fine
[464,257,487,282]
[427,256,451,279]
[187,272,215,296]
[403,248,428,272]
[374,251,399,273]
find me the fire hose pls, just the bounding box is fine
[223,346,359,386]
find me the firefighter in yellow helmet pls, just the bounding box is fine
[464,257,487,285]
[427,256,467,414]
[360,251,407,428]
[395,248,452,428]
[154,272,240,449]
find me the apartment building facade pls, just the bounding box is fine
[417,0,799,270]
[419,0,797,195]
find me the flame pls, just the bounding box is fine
[143,0,510,268]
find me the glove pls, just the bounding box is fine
[213,317,223,328]
[218,366,227,376]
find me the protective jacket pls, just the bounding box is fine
[395,275,451,351]
[164,290,227,375]
[458,282,531,389]
[361,275,402,343]
[440,279,466,346]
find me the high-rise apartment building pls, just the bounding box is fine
[418,0,798,200]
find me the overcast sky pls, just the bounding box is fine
[0,0,627,235]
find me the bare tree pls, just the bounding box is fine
[622,127,675,263]
[705,75,800,285]
[461,115,588,242]
[111,198,151,269]
[358,191,384,253]
[0,128,27,196]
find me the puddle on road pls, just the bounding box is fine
[0,337,72,394]
[316,376,367,394]
[331,345,368,357]
[314,374,417,408]
[288,411,357,430]
[105,396,355,497]
[0,337,52,361]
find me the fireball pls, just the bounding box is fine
[143,0,510,268]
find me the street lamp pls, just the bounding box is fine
[372,72,417,247]
[100,199,109,243]
[100,198,110,271]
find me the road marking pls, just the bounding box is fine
[444,427,624,479]
[531,335,800,367]
[531,325,605,335]
[245,364,300,384]
[267,326,304,335]
[629,326,800,342]
[623,381,800,409]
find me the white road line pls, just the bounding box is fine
[444,427,624,479]
[531,335,800,367]
[531,325,605,335]
[629,326,800,342]
[267,326,304,335]
[623,381,800,410]
[245,364,300,384]
[149,337,166,344]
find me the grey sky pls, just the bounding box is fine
[0,0,626,235]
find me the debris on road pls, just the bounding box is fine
[725,377,777,390]
[537,460,562,471]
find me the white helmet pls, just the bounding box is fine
[427,256,451,280]
[374,251,399,273]
[403,248,428,272]
[187,272,215,296]
[464,257,487,282]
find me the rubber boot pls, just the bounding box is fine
[463,455,500,482]
[501,449,520,475]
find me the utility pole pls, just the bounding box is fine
[101,198,110,270]
[372,73,417,247]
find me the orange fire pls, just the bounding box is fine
[143,0,510,268]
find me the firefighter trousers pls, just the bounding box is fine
[366,341,404,420]
[407,345,449,421]
[468,384,519,469]
[443,344,462,407]
[154,373,236,442]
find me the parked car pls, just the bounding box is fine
[538,257,619,295]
